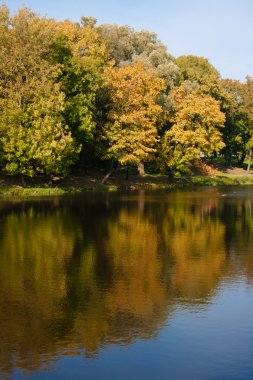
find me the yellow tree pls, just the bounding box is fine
[102,62,165,179]
[160,86,225,174]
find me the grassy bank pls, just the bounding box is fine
[0,173,253,198]
[0,184,119,198]
[189,175,253,186]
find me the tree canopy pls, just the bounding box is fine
[0,4,252,178]
[159,87,225,174]
[102,62,165,168]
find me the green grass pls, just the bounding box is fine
[189,175,253,186]
[0,183,120,198]
[96,184,119,191]
[0,186,84,198]
[0,186,72,197]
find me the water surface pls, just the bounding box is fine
[0,187,253,379]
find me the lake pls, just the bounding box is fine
[0,186,253,380]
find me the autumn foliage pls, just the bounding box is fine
[102,62,165,166]
[0,4,252,177]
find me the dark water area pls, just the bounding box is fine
[0,186,253,380]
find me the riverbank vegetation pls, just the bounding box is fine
[1,168,253,197]
[0,4,253,186]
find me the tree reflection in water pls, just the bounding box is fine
[0,188,253,377]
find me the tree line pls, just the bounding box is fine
[0,4,253,179]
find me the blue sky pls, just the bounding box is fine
[4,0,253,81]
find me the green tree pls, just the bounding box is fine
[219,79,250,166]
[0,6,78,176]
[52,18,108,146]
[241,77,253,171]
[176,55,220,97]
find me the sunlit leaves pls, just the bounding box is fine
[176,55,220,96]
[0,6,78,176]
[102,62,165,166]
[160,89,225,173]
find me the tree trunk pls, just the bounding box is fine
[125,166,129,180]
[21,175,26,187]
[138,162,145,176]
[83,142,88,174]
[101,161,119,184]
[247,150,252,173]
[225,153,232,167]
[239,153,246,167]
[167,169,174,182]
[84,159,88,175]
[101,169,114,184]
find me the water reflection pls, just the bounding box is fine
[0,187,253,377]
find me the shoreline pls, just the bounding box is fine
[1,174,253,198]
